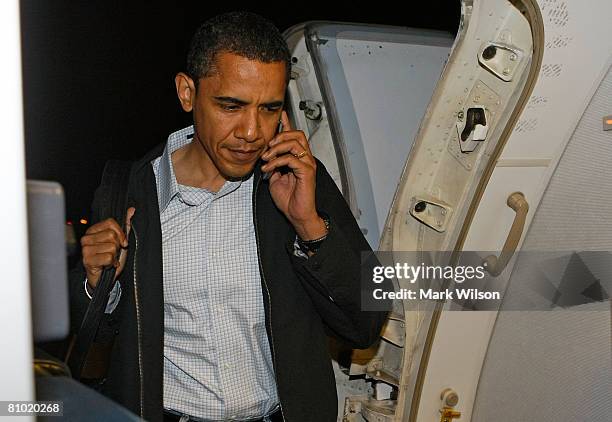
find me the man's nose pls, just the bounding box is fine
[234,109,261,143]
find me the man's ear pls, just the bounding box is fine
[175,72,196,112]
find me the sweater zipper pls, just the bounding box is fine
[253,176,286,422]
[132,224,145,418]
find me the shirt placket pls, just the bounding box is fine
[206,196,236,420]
[209,193,246,421]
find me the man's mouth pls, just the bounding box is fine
[226,148,260,163]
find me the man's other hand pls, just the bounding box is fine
[81,207,136,289]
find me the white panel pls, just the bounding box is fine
[500,0,612,160]
[338,39,450,232]
[0,0,35,417]
[519,65,612,250]
[473,308,611,421]
[418,166,545,422]
[472,61,612,422]
[416,311,498,422]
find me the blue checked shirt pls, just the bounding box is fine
[151,126,280,420]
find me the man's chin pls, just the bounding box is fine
[221,162,257,181]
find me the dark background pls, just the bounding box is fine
[21,1,459,227]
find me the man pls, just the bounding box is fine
[70,11,388,422]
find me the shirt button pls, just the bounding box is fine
[223,363,230,370]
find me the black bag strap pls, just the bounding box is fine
[68,160,133,380]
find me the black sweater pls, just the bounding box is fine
[69,143,389,422]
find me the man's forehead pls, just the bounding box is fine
[201,76,286,101]
[200,53,286,100]
[207,52,285,81]
[213,51,285,68]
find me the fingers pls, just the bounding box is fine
[262,139,313,164]
[268,130,309,152]
[82,237,121,269]
[83,218,128,248]
[84,248,121,268]
[280,110,292,132]
[270,112,307,149]
[80,230,123,250]
[83,241,121,256]
[82,242,121,288]
[262,115,316,178]
[81,208,135,288]
[266,112,310,158]
[261,151,314,176]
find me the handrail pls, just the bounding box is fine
[483,192,529,276]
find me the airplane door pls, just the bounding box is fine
[286,0,548,421]
[285,1,610,421]
[367,1,542,420]
[283,20,456,421]
[407,1,612,421]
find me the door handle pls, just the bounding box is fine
[483,192,529,276]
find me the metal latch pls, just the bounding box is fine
[456,107,488,153]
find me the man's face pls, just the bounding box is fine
[176,52,287,180]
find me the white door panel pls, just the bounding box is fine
[500,0,612,160]
[415,311,498,422]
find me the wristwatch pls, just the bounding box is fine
[297,215,330,254]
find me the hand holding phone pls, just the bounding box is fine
[262,120,284,180]
[260,111,325,241]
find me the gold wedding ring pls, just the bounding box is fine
[294,150,307,159]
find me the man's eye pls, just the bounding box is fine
[264,106,281,113]
[221,104,241,111]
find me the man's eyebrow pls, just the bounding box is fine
[213,96,249,106]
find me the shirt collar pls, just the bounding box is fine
[157,125,194,213]
[157,125,245,211]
